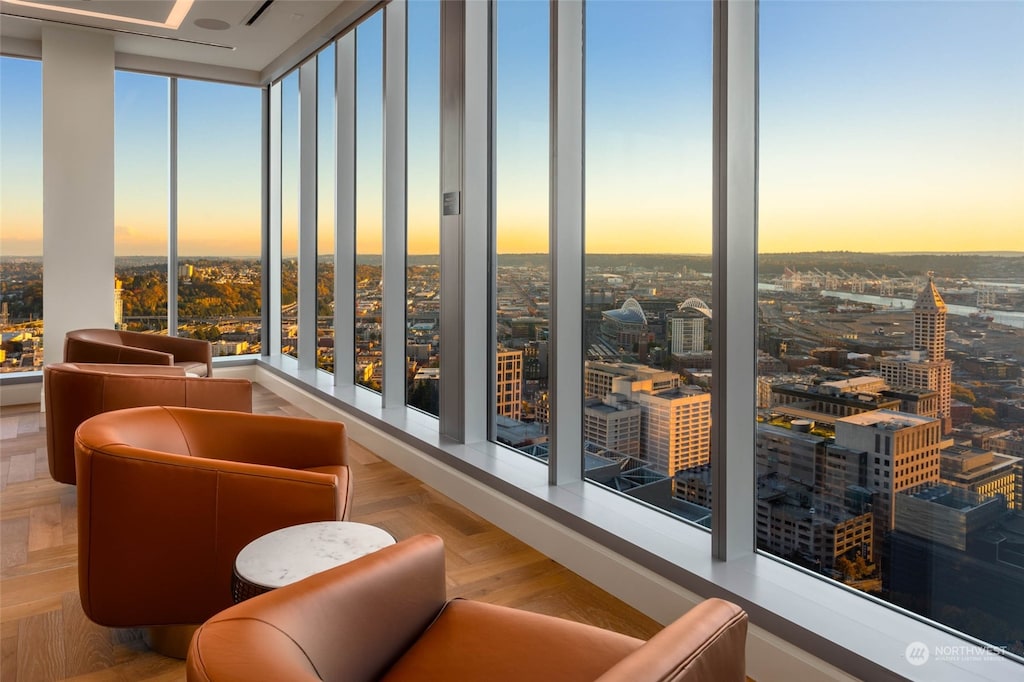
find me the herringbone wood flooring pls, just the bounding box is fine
[1,384,662,681]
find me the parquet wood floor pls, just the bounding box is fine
[1,384,662,681]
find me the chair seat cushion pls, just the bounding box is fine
[175,361,208,377]
[380,599,643,682]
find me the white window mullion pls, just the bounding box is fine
[298,58,319,370]
[382,0,408,407]
[167,77,179,336]
[268,80,283,357]
[711,0,757,561]
[549,0,584,485]
[335,34,357,386]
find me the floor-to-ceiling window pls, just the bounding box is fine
[280,71,300,358]
[405,0,441,416]
[758,0,1024,657]
[0,56,43,372]
[583,0,714,519]
[114,72,168,334]
[177,79,263,355]
[318,44,337,372]
[355,10,385,391]
[254,0,1023,675]
[492,0,550,452]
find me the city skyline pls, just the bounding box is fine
[3,0,1023,256]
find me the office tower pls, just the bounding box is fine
[584,361,678,399]
[835,410,943,543]
[584,394,642,457]
[496,348,523,421]
[669,298,711,354]
[878,275,954,431]
[940,444,1021,510]
[634,386,712,477]
[113,278,123,329]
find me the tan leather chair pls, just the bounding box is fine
[186,534,748,682]
[75,406,353,651]
[65,328,214,377]
[44,362,252,485]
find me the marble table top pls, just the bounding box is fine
[234,521,396,589]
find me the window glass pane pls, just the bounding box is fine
[407,0,441,415]
[115,71,168,334]
[356,12,384,391]
[584,0,713,523]
[494,0,549,453]
[318,45,336,372]
[0,57,43,372]
[178,79,262,355]
[280,71,300,357]
[759,0,1024,655]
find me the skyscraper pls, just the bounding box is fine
[878,274,953,432]
[496,348,524,421]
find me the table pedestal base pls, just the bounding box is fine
[144,624,199,659]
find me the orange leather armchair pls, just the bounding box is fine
[75,406,353,634]
[65,328,214,377]
[186,534,748,682]
[44,362,252,485]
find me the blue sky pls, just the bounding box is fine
[2,0,1022,257]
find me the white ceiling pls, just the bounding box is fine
[0,0,375,84]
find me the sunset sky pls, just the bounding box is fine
[2,0,1022,257]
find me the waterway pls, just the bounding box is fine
[758,284,1024,329]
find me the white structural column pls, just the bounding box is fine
[298,58,319,370]
[438,0,490,442]
[548,0,585,485]
[438,0,466,440]
[711,0,757,560]
[268,81,283,357]
[259,87,271,355]
[461,0,491,441]
[334,34,357,385]
[381,0,409,408]
[41,26,115,366]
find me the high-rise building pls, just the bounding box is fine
[584,394,642,457]
[878,275,953,431]
[940,444,1021,510]
[835,410,943,543]
[633,386,712,477]
[496,348,523,421]
[584,361,678,399]
[669,298,711,354]
[113,278,123,329]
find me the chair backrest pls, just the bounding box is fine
[187,535,448,682]
[65,328,213,376]
[76,406,350,628]
[43,362,251,484]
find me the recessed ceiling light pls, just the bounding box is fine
[2,0,195,29]
[194,18,230,31]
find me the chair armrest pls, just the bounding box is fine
[190,535,447,682]
[594,598,748,682]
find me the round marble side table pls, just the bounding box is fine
[231,521,396,603]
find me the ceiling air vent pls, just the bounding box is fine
[243,0,275,27]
